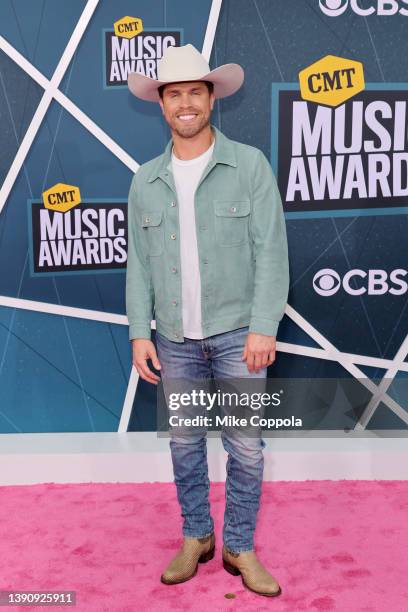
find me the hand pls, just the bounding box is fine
[132,339,162,385]
[241,332,276,373]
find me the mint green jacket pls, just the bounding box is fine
[126,125,289,343]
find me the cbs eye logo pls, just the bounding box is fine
[319,0,349,16]
[313,269,341,296]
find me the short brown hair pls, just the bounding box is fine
[158,80,214,100]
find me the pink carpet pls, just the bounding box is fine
[0,480,407,611]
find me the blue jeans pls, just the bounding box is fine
[155,326,267,553]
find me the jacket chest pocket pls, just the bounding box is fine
[214,200,250,247]
[141,210,164,256]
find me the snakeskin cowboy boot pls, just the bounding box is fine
[160,533,215,584]
[222,545,282,597]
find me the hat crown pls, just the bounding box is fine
[157,44,210,82]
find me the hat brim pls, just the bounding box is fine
[127,63,244,102]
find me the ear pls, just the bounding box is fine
[158,98,164,114]
[210,92,215,111]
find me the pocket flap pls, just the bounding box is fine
[214,200,250,217]
[141,210,163,227]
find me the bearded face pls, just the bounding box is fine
[159,81,215,139]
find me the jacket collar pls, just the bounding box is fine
[147,124,237,183]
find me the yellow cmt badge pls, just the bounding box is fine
[42,183,81,213]
[114,16,143,39]
[299,55,365,108]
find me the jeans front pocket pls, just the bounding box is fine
[214,200,250,247]
[141,210,164,256]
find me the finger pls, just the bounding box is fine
[261,351,270,368]
[138,360,161,384]
[140,371,160,385]
[133,363,148,381]
[135,365,158,385]
[246,351,255,372]
[242,343,247,361]
[254,353,263,372]
[266,350,276,367]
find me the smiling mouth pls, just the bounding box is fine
[177,114,198,121]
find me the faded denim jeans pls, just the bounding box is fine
[155,325,267,553]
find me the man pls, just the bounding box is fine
[126,44,289,597]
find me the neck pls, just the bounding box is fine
[172,125,214,160]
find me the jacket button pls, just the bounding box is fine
[171,267,177,273]
[171,300,178,306]
[145,217,150,223]
[230,206,237,213]
[170,233,176,240]
[200,226,207,231]
[170,201,176,207]
[203,259,208,265]
[175,333,179,338]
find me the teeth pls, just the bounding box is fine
[178,114,197,120]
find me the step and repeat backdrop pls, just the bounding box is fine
[0,0,407,434]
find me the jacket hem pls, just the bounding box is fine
[154,313,254,343]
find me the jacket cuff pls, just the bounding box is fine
[128,321,152,341]
[248,317,280,337]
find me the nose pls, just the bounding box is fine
[178,92,196,107]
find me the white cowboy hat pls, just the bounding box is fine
[127,43,244,102]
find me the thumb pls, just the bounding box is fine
[149,347,161,370]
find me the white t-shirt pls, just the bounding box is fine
[171,139,215,339]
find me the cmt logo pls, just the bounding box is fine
[299,55,364,107]
[319,0,408,16]
[114,16,143,39]
[313,268,408,296]
[42,183,81,213]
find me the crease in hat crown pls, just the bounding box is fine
[127,42,244,103]
[157,44,211,81]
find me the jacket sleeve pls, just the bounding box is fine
[248,149,289,337]
[126,173,154,341]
